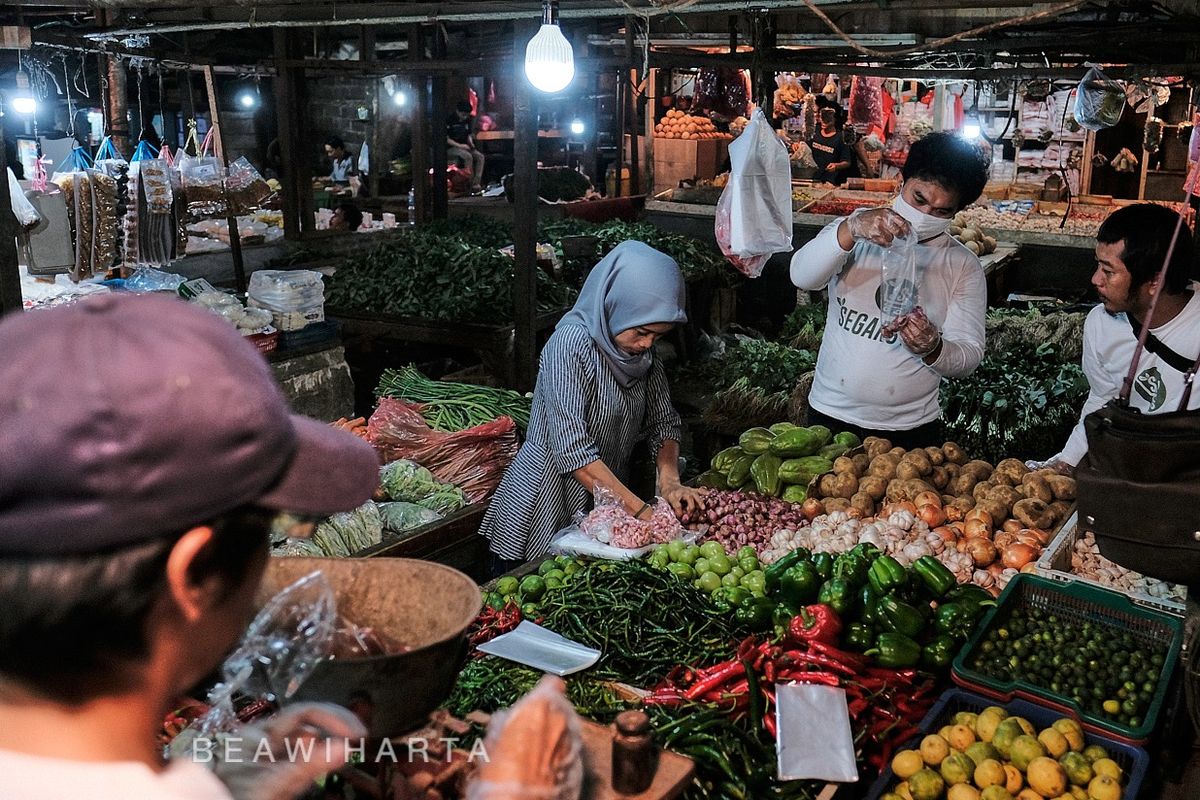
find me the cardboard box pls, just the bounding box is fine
[652,137,726,191]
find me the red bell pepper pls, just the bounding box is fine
[786,604,843,645]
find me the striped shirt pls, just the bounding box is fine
[479,324,683,561]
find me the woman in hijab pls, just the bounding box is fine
[480,240,706,575]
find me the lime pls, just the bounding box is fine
[665,540,687,562]
[677,545,700,566]
[501,593,518,606]
[563,560,581,575]
[544,568,566,582]
[544,576,563,590]
[647,551,670,570]
[694,557,711,576]
[495,576,519,596]
[537,560,557,576]
[700,541,725,560]
[737,545,757,561]
[698,572,723,593]
[484,591,505,611]
[708,554,733,576]
[521,602,539,616]
[667,562,695,581]
[519,575,546,601]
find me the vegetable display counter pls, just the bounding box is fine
[359,503,490,582]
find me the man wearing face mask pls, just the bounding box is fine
[790,131,990,447]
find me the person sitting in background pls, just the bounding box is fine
[447,101,485,193]
[324,136,356,184]
[330,202,364,232]
[0,294,380,800]
[1037,203,1200,473]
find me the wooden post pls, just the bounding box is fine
[614,73,626,197]
[408,25,428,224]
[0,140,22,317]
[273,30,303,240]
[364,26,383,200]
[430,25,449,219]
[625,17,639,195]
[512,20,539,392]
[203,65,248,293]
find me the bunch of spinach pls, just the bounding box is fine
[419,214,514,249]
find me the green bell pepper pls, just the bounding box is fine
[764,548,810,593]
[779,561,821,607]
[833,551,870,587]
[858,584,880,626]
[867,555,907,596]
[946,585,997,618]
[811,552,834,581]
[935,602,979,641]
[912,556,957,599]
[734,596,775,632]
[773,602,798,635]
[867,632,922,668]
[878,594,926,638]
[921,634,960,670]
[843,622,876,652]
[817,578,854,616]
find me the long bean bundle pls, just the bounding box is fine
[539,560,740,686]
[375,366,531,432]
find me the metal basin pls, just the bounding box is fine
[260,557,481,737]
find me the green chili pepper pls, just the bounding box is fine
[779,561,821,607]
[867,555,907,595]
[935,602,978,641]
[733,596,775,632]
[764,548,811,593]
[843,622,876,652]
[811,552,834,581]
[833,551,870,587]
[858,584,880,626]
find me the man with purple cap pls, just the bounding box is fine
[0,294,381,800]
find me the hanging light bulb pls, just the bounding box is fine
[11,68,36,115]
[961,111,982,140]
[569,118,585,136]
[524,0,574,93]
[237,90,258,110]
[393,90,407,107]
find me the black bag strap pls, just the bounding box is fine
[1126,314,1199,374]
[1120,160,1200,410]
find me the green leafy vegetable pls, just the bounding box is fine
[538,218,732,283]
[379,459,468,513]
[376,365,532,431]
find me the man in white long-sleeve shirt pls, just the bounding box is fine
[1042,203,1200,471]
[790,131,990,447]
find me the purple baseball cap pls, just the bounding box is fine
[0,293,380,555]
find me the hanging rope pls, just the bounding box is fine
[62,55,76,139]
[156,64,167,141]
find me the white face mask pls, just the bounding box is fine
[893,193,953,242]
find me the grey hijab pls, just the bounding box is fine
[557,240,688,387]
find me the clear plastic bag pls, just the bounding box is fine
[247,269,326,331]
[8,168,40,229]
[575,485,682,549]
[376,501,443,533]
[180,153,228,218]
[714,108,794,278]
[126,266,186,293]
[1074,65,1126,131]
[226,156,274,215]
[466,675,584,800]
[878,225,919,330]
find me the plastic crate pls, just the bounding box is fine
[863,688,1151,800]
[1036,512,1186,618]
[952,574,1182,745]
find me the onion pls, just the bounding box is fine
[1020,562,1039,574]
[987,562,1006,579]
[1001,542,1038,569]
[1023,527,1051,546]
[965,508,994,528]
[801,498,825,521]
[965,537,998,567]
[917,503,947,527]
[932,526,958,545]
[964,519,992,539]
[944,504,966,523]
[913,491,942,508]
[992,531,1016,550]
[1015,531,1044,550]
[1002,519,1023,534]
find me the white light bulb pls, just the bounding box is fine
[237,91,258,109]
[961,123,982,140]
[569,118,585,136]
[394,91,407,107]
[11,96,36,115]
[524,23,574,93]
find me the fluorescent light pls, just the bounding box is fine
[961,123,982,140]
[569,118,585,136]
[11,96,36,115]
[525,1,574,93]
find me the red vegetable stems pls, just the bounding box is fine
[644,635,936,778]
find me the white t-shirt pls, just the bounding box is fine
[790,218,987,429]
[1053,286,1200,466]
[0,749,233,800]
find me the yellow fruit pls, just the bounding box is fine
[892,750,925,780]
[1091,758,1122,781]
[974,758,1006,789]
[1087,774,1121,800]
[954,711,980,732]
[977,708,1010,743]
[949,724,978,751]
[1051,718,1085,752]
[910,768,946,800]
[941,752,977,786]
[1015,790,1042,800]
[949,785,982,800]
[1027,756,1068,797]
[1010,717,1036,737]
[1003,764,1024,794]
[1068,787,1088,800]
[992,719,1022,758]
[1010,735,1047,771]
[921,734,951,766]
[967,742,1002,766]
[896,782,914,800]
[1082,745,1109,764]
[1058,751,1093,786]
[1038,728,1069,759]
[940,725,956,740]
[882,794,906,800]
[980,787,1014,800]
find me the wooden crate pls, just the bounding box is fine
[652,137,723,190]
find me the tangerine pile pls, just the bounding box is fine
[654,110,733,140]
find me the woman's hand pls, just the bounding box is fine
[660,480,707,516]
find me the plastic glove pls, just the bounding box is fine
[892,306,941,357]
[210,703,366,800]
[845,207,912,247]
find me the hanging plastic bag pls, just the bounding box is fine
[49,145,94,183]
[1074,64,1126,131]
[225,156,274,215]
[714,108,793,278]
[179,125,228,218]
[877,224,919,330]
[130,140,159,163]
[7,168,39,229]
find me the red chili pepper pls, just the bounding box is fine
[887,724,920,745]
[779,649,858,676]
[643,690,683,706]
[873,706,900,722]
[787,605,843,645]
[684,661,745,700]
[847,697,870,718]
[764,710,778,738]
[807,641,868,670]
[725,679,750,695]
[853,676,890,692]
[763,659,777,683]
[778,670,842,686]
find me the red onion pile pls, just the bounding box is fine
[679,490,811,552]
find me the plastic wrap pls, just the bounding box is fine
[247,269,326,331]
[88,168,120,273]
[574,485,682,549]
[378,458,469,514]
[877,224,919,330]
[8,168,40,229]
[367,398,519,503]
[180,154,228,218]
[1074,65,1126,131]
[376,501,443,532]
[714,108,793,278]
[847,76,885,133]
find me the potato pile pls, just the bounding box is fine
[810,438,1076,587]
[949,214,999,256]
[654,110,733,140]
